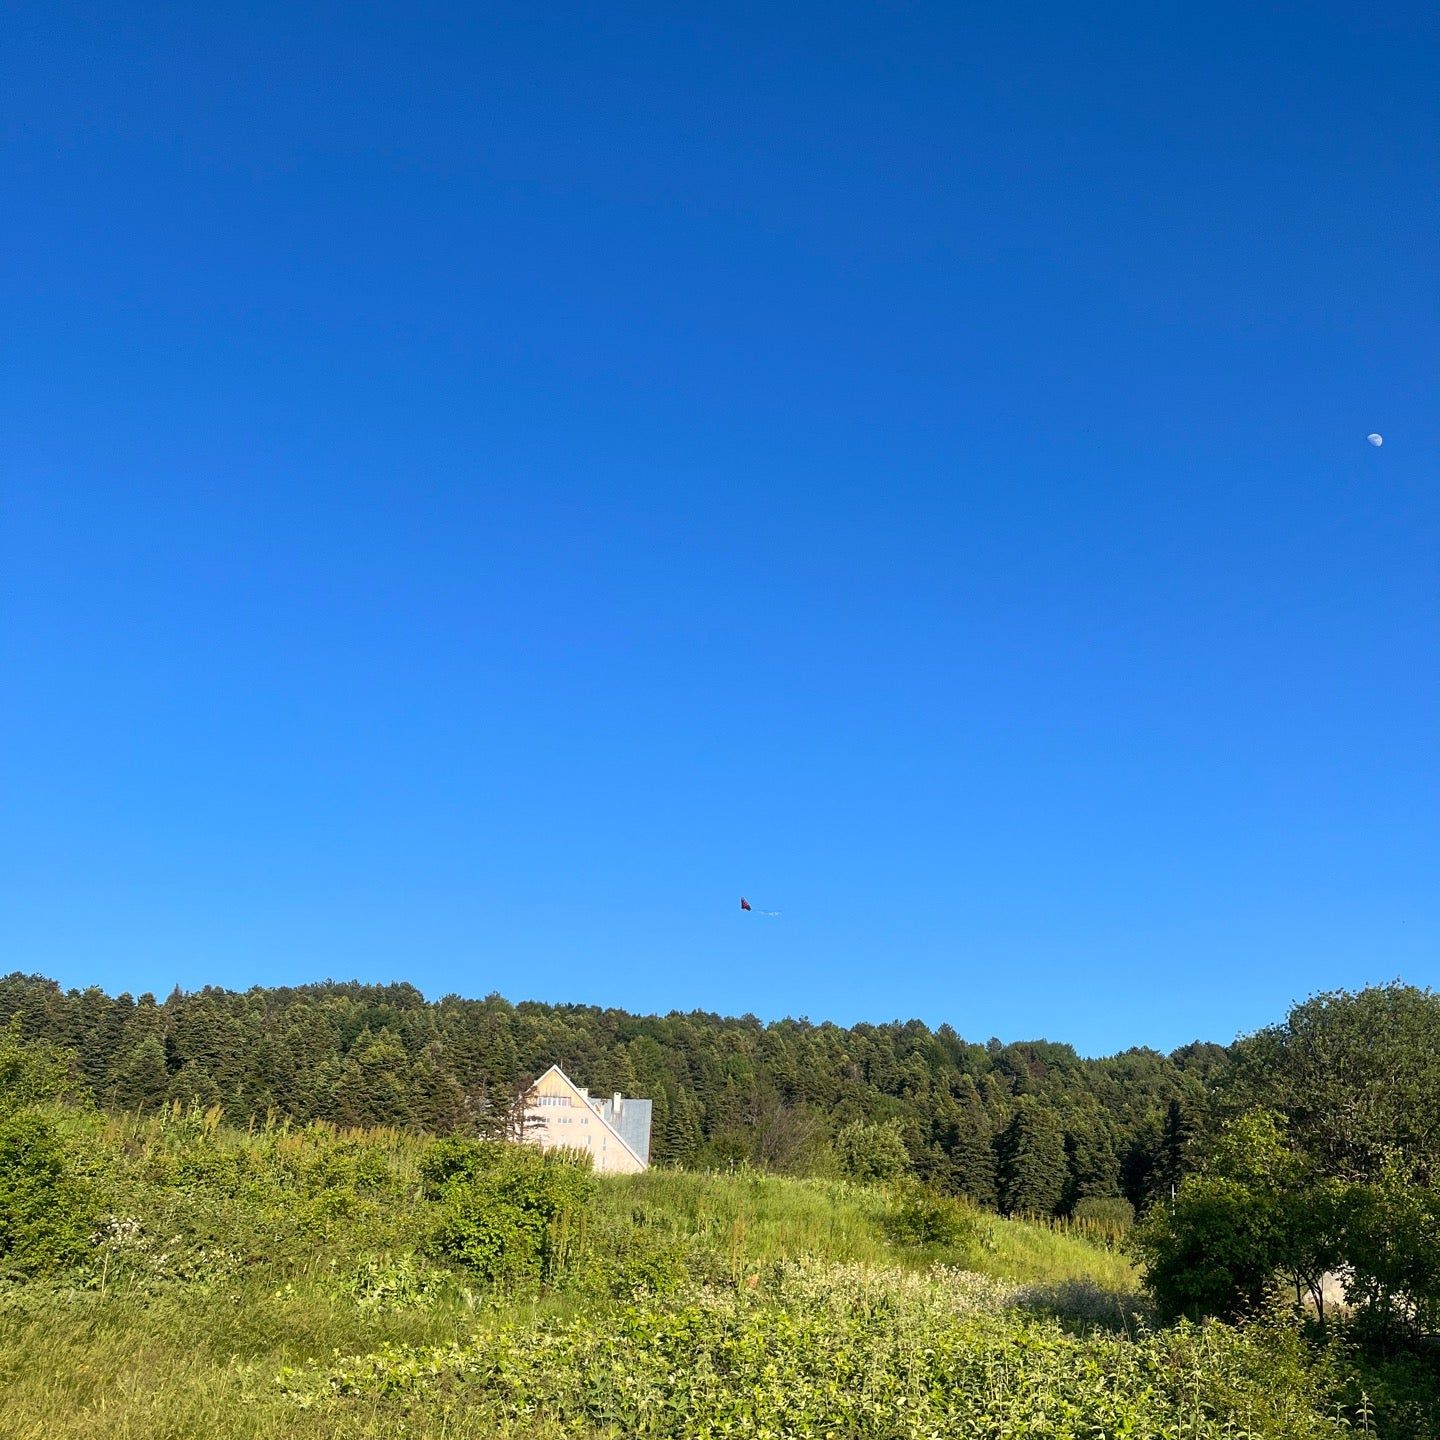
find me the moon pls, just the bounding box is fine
[1367,433,1384,447]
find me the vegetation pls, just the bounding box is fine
[1,982,1437,1437]
[1136,988,1440,1347]
[0,1098,1358,1439]
[0,971,1223,1217]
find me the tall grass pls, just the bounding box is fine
[0,1111,1185,1439]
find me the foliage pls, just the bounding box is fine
[344,1254,450,1312]
[997,1098,1068,1215]
[834,1118,909,1182]
[0,970,1222,1217]
[883,1179,979,1250]
[282,1278,1350,1439]
[0,1097,1421,1440]
[0,1111,99,1279]
[1338,1167,1440,1340]
[0,1023,84,1119]
[1139,988,1440,1346]
[423,1142,595,1286]
[1227,983,1440,1185]
[1133,1111,1347,1325]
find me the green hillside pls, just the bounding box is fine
[0,1102,1369,1439]
[0,970,1225,1219]
[4,984,1439,1438]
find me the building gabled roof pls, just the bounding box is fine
[531,1063,649,1169]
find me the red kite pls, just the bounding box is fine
[739,896,752,911]
[739,896,780,916]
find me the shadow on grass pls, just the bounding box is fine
[1014,1279,1155,1333]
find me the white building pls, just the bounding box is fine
[523,1063,652,1174]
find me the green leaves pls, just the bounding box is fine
[0,1111,98,1279]
[422,1142,596,1287]
[281,1269,1350,1438]
[1227,984,1440,1186]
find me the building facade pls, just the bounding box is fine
[523,1063,652,1174]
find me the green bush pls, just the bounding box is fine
[417,1136,508,1196]
[0,1111,99,1278]
[834,1121,910,1183]
[884,1179,978,1251]
[0,1025,85,1119]
[424,1145,595,1287]
[286,1281,1352,1438]
[1071,1195,1136,1235]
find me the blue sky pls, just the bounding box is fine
[3,2,1436,1055]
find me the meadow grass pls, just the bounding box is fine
[0,1114,1373,1439]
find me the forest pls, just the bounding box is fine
[0,970,1226,1217]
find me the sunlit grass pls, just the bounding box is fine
[0,1122,1152,1439]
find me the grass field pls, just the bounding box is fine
[0,1107,1402,1438]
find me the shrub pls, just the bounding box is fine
[284,1280,1352,1438]
[884,1180,978,1251]
[424,1145,594,1287]
[0,1025,85,1119]
[0,1111,99,1278]
[418,1136,510,1195]
[834,1121,909,1183]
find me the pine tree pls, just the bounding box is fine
[408,1041,468,1134]
[997,1099,1067,1216]
[1147,1098,1196,1206]
[109,1035,170,1111]
[1064,1108,1122,1209]
[947,1116,999,1208]
[166,1062,222,1110]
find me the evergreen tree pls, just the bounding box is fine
[0,968,1237,1217]
[1064,1108,1122,1209]
[166,1062,222,1110]
[1147,1098,1197,1206]
[109,1035,170,1111]
[997,1100,1067,1215]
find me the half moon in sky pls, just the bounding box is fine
[1367,433,1384,447]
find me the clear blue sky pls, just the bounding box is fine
[4,2,1436,1056]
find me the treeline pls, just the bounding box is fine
[0,971,1228,1217]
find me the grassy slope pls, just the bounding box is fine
[598,1167,1138,1289]
[0,1116,1142,1440]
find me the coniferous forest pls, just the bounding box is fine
[3,969,1225,1216]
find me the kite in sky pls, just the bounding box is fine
[739,896,781,916]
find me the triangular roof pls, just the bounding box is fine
[532,1063,648,1169]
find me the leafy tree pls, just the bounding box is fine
[1132,1111,1345,1326]
[0,1022,84,1118]
[1339,1165,1440,1340]
[1226,983,1440,1184]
